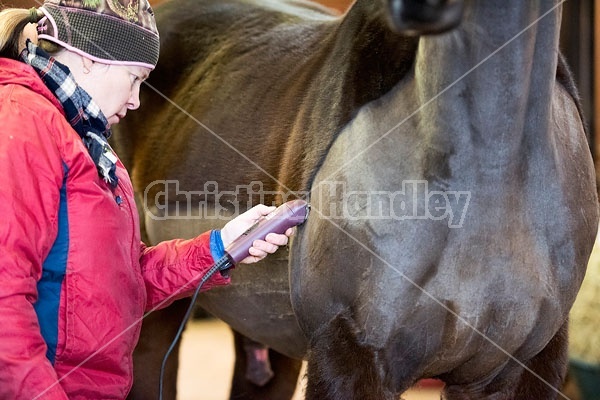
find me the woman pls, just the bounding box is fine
[0,0,292,398]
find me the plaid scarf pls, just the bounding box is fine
[20,41,119,189]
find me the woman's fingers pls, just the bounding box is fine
[264,232,289,246]
[237,215,297,264]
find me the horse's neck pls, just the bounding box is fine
[414,2,562,168]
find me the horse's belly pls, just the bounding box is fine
[198,252,308,359]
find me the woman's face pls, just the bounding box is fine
[76,62,151,127]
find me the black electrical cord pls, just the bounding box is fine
[158,255,232,400]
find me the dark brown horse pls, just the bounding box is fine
[113,0,599,399]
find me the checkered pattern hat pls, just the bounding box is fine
[37,0,159,69]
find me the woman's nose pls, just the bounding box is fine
[128,91,141,110]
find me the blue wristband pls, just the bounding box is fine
[209,230,226,262]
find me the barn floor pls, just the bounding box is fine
[178,318,443,400]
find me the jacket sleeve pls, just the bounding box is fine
[139,231,231,311]
[0,97,69,398]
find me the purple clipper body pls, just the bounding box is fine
[226,199,310,265]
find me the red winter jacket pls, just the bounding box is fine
[0,58,229,399]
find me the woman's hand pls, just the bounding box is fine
[220,204,294,264]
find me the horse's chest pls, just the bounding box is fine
[308,125,579,336]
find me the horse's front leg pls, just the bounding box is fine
[442,321,570,400]
[304,312,411,400]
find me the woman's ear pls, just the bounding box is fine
[19,23,38,51]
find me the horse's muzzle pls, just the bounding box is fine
[385,0,465,36]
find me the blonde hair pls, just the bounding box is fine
[0,7,59,59]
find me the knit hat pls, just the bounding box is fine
[37,0,159,69]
